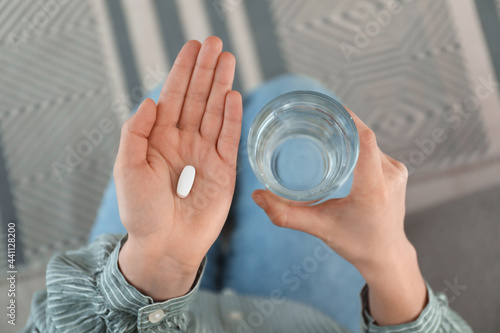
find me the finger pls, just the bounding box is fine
[381,151,409,177]
[380,151,397,166]
[116,98,157,167]
[178,36,223,131]
[344,107,383,188]
[155,40,202,127]
[217,91,242,165]
[252,190,330,238]
[381,151,400,165]
[200,52,236,142]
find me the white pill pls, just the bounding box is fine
[177,165,196,198]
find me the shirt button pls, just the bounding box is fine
[222,288,236,295]
[228,311,243,320]
[148,309,165,323]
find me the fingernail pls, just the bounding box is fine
[252,194,267,210]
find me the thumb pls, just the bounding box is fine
[116,98,157,167]
[252,189,327,237]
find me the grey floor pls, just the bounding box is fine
[406,184,500,332]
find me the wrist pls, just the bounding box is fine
[125,235,202,275]
[355,238,417,284]
[118,237,200,302]
[355,238,428,326]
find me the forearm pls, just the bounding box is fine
[118,237,199,302]
[356,239,427,326]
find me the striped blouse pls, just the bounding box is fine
[21,234,473,332]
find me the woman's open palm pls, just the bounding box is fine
[114,37,242,272]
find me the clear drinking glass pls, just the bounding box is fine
[247,91,359,204]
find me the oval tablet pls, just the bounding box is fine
[177,165,196,198]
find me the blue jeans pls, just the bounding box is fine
[88,74,365,333]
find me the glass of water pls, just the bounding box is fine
[247,91,359,204]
